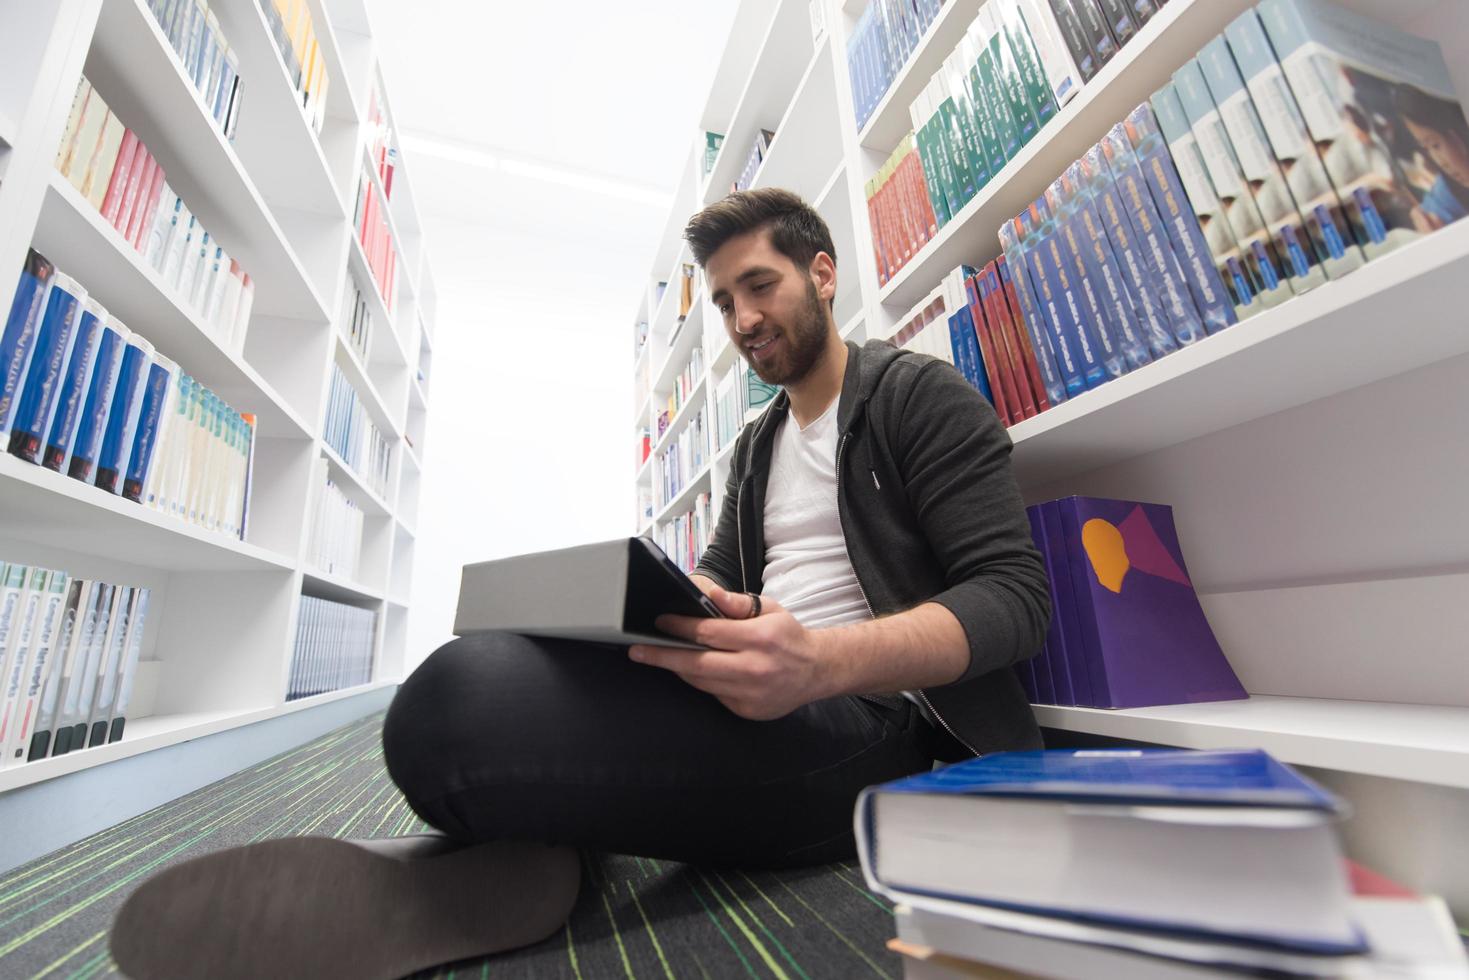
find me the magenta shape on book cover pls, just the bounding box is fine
[1055,496,1247,709]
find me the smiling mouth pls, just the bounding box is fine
[748,335,779,359]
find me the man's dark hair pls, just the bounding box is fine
[683,188,837,271]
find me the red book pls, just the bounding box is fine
[975,266,1024,423]
[130,161,167,252]
[100,129,140,227]
[120,149,156,248]
[984,262,1038,419]
[996,254,1051,412]
[867,186,888,286]
[911,152,938,240]
[902,152,931,247]
[877,180,900,283]
[964,273,1014,425]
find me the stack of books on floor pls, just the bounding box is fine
[858,748,1468,978]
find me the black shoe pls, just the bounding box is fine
[109,835,579,979]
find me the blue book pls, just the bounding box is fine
[68,320,128,483]
[8,273,87,462]
[1078,142,1195,353]
[857,748,1364,956]
[1062,161,1155,370]
[1025,198,1107,392]
[1045,176,1129,380]
[42,299,105,471]
[123,355,175,502]
[0,250,55,438]
[1032,503,1073,704]
[94,335,155,495]
[1038,500,1093,706]
[997,221,1067,407]
[953,304,994,404]
[1117,110,1238,334]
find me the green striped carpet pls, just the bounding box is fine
[0,710,906,978]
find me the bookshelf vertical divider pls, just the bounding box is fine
[0,0,431,798]
[632,0,1469,913]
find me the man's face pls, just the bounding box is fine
[704,229,833,387]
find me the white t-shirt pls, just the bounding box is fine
[761,396,934,722]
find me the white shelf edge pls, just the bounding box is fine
[335,331,404,441]
[320,442,393,517]
[652,462,714,527]
[302,566,385,603]
[1032,695,1469,790]
[748,35,832,192]
[0,452,296,572]
[0,679,398,794]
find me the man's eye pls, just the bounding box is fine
[752,282,771,293]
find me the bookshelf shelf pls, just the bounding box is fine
[650,308,707,399]
[85,0,329,324]
[856,0,984,152]
[213,0,348,219]
[303,567,384,604]
[1008,220,1469,488]
[875,0,1259,312]
[653,463,714,526]
[652,377,710,457]
[36,174,314,442]
[0,453,295,574]
[0,0,427,811]
[750,38,840,202]
[713,435,740,470]
[1032,696,1469,790]
[335,331,404,442]
[702,0,817,206]
[320,443,392,517]
[387,593,409,608]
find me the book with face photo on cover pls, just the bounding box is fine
[453,537,724,648]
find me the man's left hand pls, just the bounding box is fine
[628,587,832,721]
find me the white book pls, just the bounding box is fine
[0,567,50,760]
[31,578,91,760]
[2,570,69,767]
[161,210,196,293]
[107,587,150,744]
[61,583,116,753]
[1012,0,1083,109]
[83,585,134,749]
[142,184,179,272]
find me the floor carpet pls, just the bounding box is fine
[0,709,905,979]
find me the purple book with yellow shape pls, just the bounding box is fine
[1053,496,1246,708]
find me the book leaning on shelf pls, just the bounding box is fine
[256,0,332,135]
[287,595,375,701]
[1,249,258,541]
[55,75,257,353]
[144,0,244,140]
[0,562,151,766]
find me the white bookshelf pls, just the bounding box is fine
[634,0,1469,908]
[0,0,432,795]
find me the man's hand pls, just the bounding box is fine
[628,586,832,721]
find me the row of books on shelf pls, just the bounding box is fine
[323,362,392,499]
[286,595,375,701]
[3,250,256,540]
[305,457,364,581]
[654,344,706,441]
[338,274,374,364]
[847,0,947,131]
[730,129,777,196]
[1021,495,1244,709]
[885,0,1468,425]
[652,492,713,576]
[57,76,258,353]
[702,132,724,178]
[354,166,399,309]
[652,408,710,511]
[364,75,398,201]
[861,747,1467,978]
[256,0,332,136]
[143,0,245,140]
[0,562,151,768]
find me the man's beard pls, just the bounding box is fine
[746,280,829,387]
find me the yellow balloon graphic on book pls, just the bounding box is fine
[1082,518,1129,593]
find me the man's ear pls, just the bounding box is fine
[809,251,837,304]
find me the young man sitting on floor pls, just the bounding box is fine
[110,188,1050,980]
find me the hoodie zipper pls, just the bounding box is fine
[835,429,980,757]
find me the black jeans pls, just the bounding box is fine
[380,631,951,868]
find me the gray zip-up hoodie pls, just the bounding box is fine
[694,339,1049,757]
